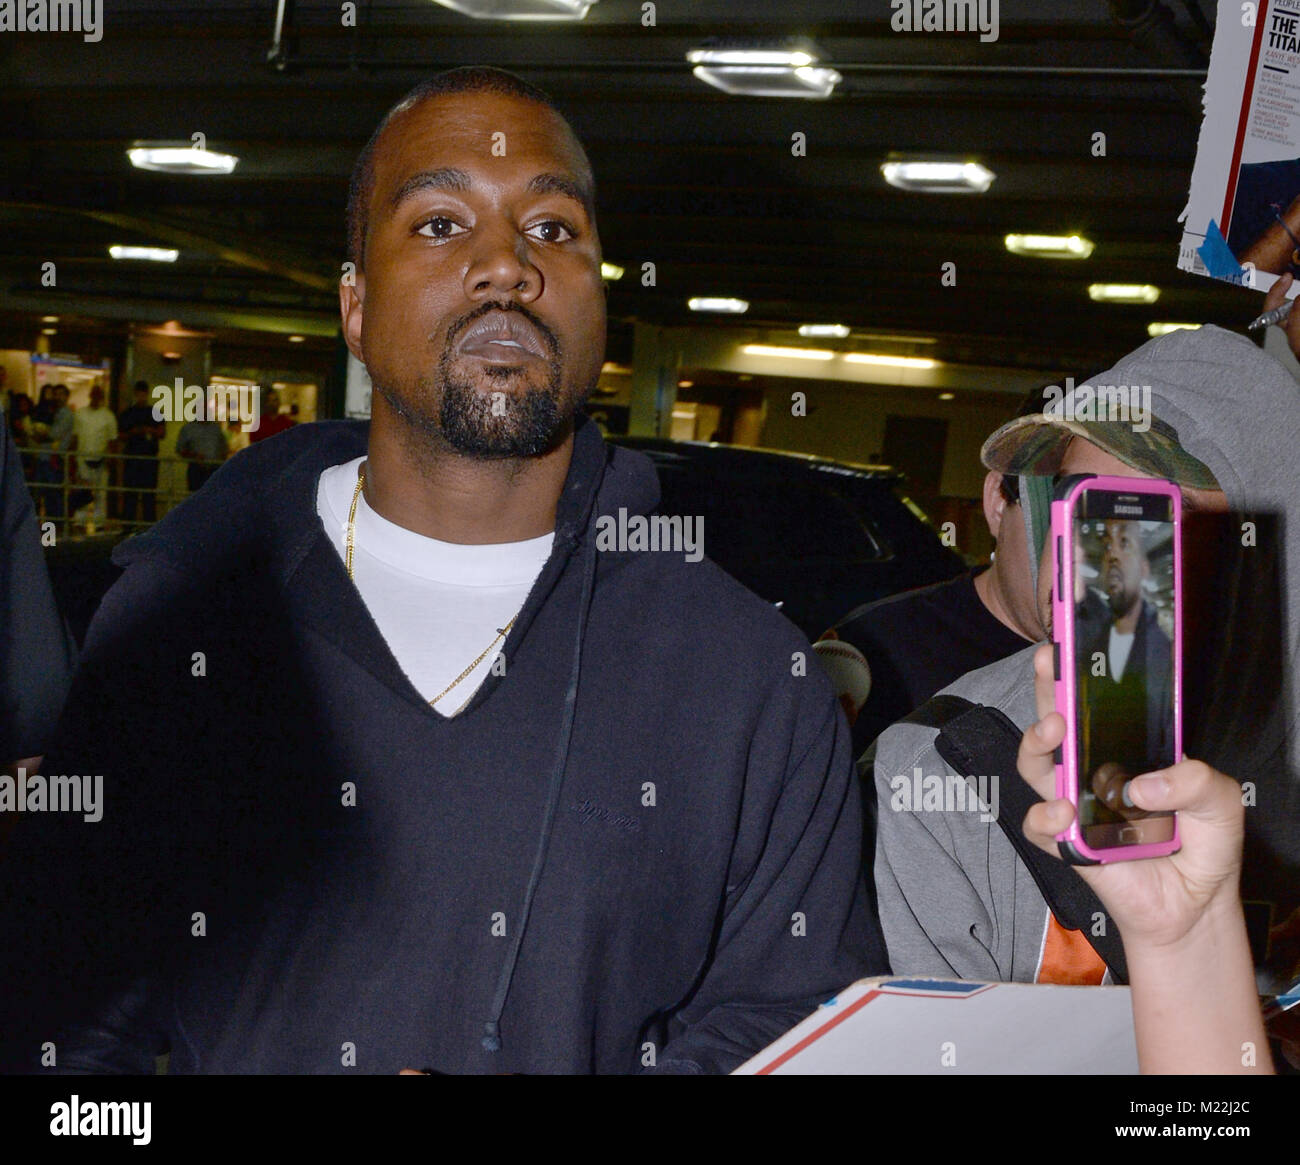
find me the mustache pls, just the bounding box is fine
[445,301,559,357]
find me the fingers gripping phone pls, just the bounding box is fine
[1050,474,1182,863]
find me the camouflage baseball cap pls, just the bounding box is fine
[981,388,1221,490]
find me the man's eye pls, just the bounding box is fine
[417,217,465,239]
[527,220,575,243]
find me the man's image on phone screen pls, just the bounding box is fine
[1072,498,1177,842]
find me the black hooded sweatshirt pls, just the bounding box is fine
[0,416,884,1075]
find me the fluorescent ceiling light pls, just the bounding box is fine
[741,344,835,361]
[288,335,305,343]
[41,314,59,323]
[856,331,937,345]
[881,160,995,194]
[109,245,179,262]
[600,261,624,281]
[938,392,956,401]
[798,323,850,338]
[843,353,939,370]
[1147,321,1199,337]
[1005,233,1094,259]
[41,328,56,335]
[692,64,840,99]
[128,145,239,175]
[430,0,596,18]
[688,297,748,314]
[1089,283,1160,304]
[689,40,838,99]
[687,47,815,67]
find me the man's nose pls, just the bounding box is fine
[464,223,541,303]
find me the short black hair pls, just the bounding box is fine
[345,66,593,270]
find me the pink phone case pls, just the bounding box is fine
[1050,474,1182,863]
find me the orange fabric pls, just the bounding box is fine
[1035,913,1108,985]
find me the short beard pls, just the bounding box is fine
[1108,588,1139,619]
[438,360,566,458]
[373,331,580,461]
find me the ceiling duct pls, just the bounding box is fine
[1108,0,1210,111]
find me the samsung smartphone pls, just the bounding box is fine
[1050,474,1182,863]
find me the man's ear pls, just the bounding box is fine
[339,272,366,363]
[981,470,1006,541]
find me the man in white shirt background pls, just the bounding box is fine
[70,385,118,531]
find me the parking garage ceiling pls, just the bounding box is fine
[0,0,1248,376]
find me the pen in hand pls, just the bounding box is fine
[1247,299,1295,330]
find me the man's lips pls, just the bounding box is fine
[454,309,549,363]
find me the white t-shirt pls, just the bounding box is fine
[317,456,553,716]
[1107,625,1135,683]
[73,406,118,459]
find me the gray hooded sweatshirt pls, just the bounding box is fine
[872,324,1300,981]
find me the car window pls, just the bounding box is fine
[653,465,885,563]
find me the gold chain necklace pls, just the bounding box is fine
[346,462,517,714]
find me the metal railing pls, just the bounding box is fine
[14,444,227,537]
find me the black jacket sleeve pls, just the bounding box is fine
[653,667,887,1073]
[1,422,75,760]
[0,561,185,1074]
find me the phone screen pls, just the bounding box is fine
[1071,487,1177,850]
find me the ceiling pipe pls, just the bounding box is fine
[1108,0,1210,111]
[0,202,337,293]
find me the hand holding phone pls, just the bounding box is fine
[1050,474,1182,863]
[1015,646,1270,1073]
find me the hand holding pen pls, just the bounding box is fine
[1248,300,1294,330]
[1248,271,1299,330]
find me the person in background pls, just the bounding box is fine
[175,414,227,493]
[29,384,74,531]
[825,384,1054,761]
[247,388,296,444]
[8,394,34,478]
[225,415,251,456]
[28,384,54,430]
[70,385,118,530]
[117,380,164,526]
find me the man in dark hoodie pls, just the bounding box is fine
[0,68,882,1075]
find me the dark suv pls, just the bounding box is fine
[611,438,965,639]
